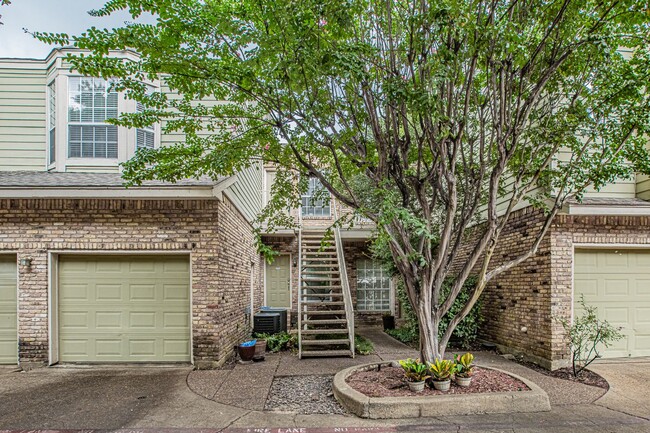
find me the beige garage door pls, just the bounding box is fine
[58,255,191,362]
[574,249,650,358]
[0,256,17,364]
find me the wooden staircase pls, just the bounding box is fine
[298,229,355,358]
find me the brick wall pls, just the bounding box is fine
[0,197,261,368]
[452,210,650,369]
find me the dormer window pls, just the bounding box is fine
[67,77,118,158]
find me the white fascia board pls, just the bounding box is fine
[212,175,238,201]
[567,204,650,216]
[0,187,216,199]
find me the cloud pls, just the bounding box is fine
[0,0,153,58]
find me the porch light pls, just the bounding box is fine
[19,257,32,267]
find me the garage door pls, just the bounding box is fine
[58,255,191,362]
[0,256,17,364]
[574,249,650,358]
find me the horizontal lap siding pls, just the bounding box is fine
[0,68,47,171]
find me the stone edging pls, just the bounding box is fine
[332,361,551,419]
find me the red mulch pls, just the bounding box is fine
[346,366,530,397]
[517,361,609,389]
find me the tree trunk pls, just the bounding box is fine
[417,302,439,363]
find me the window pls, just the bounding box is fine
[136,84,156,149]
[301,176,331,217]
[48,81,56,164]
[68,77,118,158]
[356,259,391,311]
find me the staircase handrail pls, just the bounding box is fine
[333,206,355,357]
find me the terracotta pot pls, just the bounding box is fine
[407,380,426,393]
[455,376,472,387]
[432,379,451,392]
[238,344,256,361]
[254,340,267,358]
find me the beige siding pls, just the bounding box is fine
[227,162,264,223]
[0,67,47,171]
[637,174,650,201]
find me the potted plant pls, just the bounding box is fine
[238,339,257,362]
[454,353,475,387]
[382,312,395,330]
[398,358,430,392]
[428,359,456,392]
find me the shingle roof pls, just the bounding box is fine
[0,171,218,188]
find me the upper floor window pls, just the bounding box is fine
[136,84,156,150]
[302,176,331,217]
[67,77,118,158]
[48,82,56,164]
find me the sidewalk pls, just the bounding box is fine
[182,327,650,432]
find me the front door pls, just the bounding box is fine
[266,255,291,308]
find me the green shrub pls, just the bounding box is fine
[557,295,623,377]
[387,276,483,348]
[354,335,374,355]
[254,331,297,352]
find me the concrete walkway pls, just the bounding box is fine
[0,330,648,432]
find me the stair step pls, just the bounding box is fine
[301,294,343,299]
[301,339,350,346]
[302,270,340,274]
[301,319,348,325]
[304,309,346,315]
[300,329,349,335]
[301,279,341,283]
[302,252,338,256]
[301,264,339,268]
[301,349,352,357]
[302,301,345,306]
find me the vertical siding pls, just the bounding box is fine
[226,161,264,223]
[0,67,47,171]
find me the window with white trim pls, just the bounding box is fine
[48,81,56,164]
[301,176,331,217]
[67,77,118,158]
[136,84,156,149]
[356,259,391,311]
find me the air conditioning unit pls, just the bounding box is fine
[253,312,281,335]
[259,307,288,332]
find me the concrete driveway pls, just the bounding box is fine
[0,354,648,432]
[589,358,650,420]
[0,366,247,430]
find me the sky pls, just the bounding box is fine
[0,0,152,59]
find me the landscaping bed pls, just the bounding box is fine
[333,362,551,419]
[346,365,529,397]
[517,361,609,389]
[265,375,346,415]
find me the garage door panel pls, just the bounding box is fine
[129,284,156,301]
[603,279,629,296]
[575,249,650,358]
[59,255,190,363]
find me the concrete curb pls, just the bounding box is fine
[333,361,551,419]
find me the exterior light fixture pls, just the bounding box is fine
[19,257,32,267]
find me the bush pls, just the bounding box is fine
[387,276,483,349]
[254,331,297,352]
[557,295,623,377]
[355,335,374,355]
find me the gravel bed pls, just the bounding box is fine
[346,366,530,397]
[265,375,347,414]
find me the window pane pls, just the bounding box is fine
[68,125,118,159]
[302,177,331,217]
[356,259,391,311]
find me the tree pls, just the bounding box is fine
[35,0,650,363]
